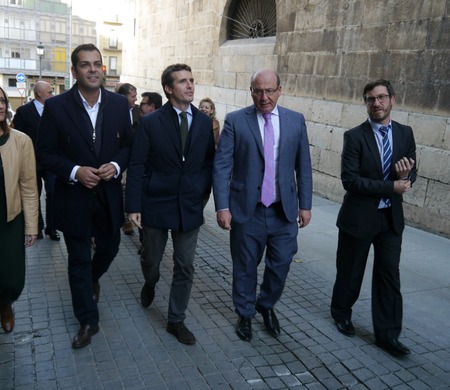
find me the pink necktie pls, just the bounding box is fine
[261,112,275,207]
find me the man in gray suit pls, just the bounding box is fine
[213,69,313,342]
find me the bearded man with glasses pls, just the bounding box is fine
[330,79,416,357]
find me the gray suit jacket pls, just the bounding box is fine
[213,104,312,224]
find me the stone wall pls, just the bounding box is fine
[121,0,450,237]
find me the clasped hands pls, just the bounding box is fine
[394,157,415,194]
[76,163,117,189]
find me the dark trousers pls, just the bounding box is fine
[230,203,298,318]
[37,170,56,231]
[141,226,199,323]
[63,191,121,326]
[331,208,403,341]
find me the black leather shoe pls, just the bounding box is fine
[140,283,155,308]
[166,322,196,345]
[375,338,411,357]
[45,228,60,241]
[335,319,355,336]
[72,324,99,349]
[37,231,44,240]
[93,282,100,303]
[255,303,280,337]
[236,316,252,341]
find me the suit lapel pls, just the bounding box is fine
[245,106,264,156]
[362,120,384,177]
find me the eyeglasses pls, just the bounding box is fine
[250,87,279,97]
[365,94,390,105]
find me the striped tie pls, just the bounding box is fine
[379,126,392,207]
[261,112,275,207]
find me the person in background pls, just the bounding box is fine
[36,44,132,349]
[199,97,220,148]
[117,83,140,236]
[213,69,313,342]
[126,63,215,345]
[12,81,60,241]
[330,79,416,357]
[140,92,163,117]
[0,86,39,333]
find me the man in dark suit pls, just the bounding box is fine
[330,79,416,357]
[213,69,313,342]
[37,44,132,349]
[12,81,60,241]
[125,64,215,345]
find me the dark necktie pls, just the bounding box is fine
[261,112,275,207]
[179,111,188,153]
[380,126,392,207]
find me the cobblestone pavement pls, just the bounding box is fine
[1,196,449,389]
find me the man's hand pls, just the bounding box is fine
[76,166,101,188]
[217,210,232,230]
[128,212,142,229]
[298,209,311,228]
[395,157,415,179]
[97,163,118,181]
[393,179,411,194]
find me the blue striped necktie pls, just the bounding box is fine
[379,126,392,207]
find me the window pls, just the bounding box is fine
[109,56,117,76]
[109,30,118,49]
[11,50,20,58]
[228,0,276,40]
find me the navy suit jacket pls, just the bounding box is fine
[125,102,215,231]
[336,119,416,237]
[36,85,132,237]
[213,105,313,224]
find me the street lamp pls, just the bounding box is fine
[36,42,44,80]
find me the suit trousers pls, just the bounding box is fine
[141,226,199,323]
[63,189,121,326]
[230,203,298,318]
[331,208,403,341]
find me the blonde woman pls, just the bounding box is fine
[199,97,220,148]
[0,86,38,333]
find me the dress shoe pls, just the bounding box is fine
[72,324,99,349]
[375,338,411,357]
[122,221,134,235]
[335,319,355,336]
[45,228,60,241]
[236,316,252,341]
[255,303,280,337]
[0,303,14,333]
[140,283,155,308]
[37,231,44,240]
[166,321,196,345]
[93,282,100,303]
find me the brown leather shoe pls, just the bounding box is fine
[122,221,134,235]
[72,324,99,349]
[93,282,100,303]
[0,303,14,333]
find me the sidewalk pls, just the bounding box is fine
[1,195,449,389]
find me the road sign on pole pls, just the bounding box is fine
[17,88,26,96]
[16,73,26,83]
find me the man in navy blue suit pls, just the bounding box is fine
[213,69,313,341]
[37,44,132,348]
[126,64,215,345]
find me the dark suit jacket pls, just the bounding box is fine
[125,102,215,231]
[336,120,417,237]
[213,105,313,224]
[131,104,140,133]
[12,100,42,169]
[36,84,133,237]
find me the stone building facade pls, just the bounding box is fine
[121,0,450,237]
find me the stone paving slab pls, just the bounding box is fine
[1,195,449,389]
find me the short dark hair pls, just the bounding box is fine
[117,83,137,96]
[0,86,10,135]
[363,79,395,100]
[161,63,192,98]
[71,44,102,68]
[141,92,163,109]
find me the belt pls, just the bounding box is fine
[257,201,281,208]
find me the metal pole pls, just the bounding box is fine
[39,56,42,80]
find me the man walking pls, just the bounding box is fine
[37,43,132,348]
[213,69,313,341]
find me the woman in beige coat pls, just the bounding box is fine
[0,86,38,333]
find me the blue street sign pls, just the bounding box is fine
[16,73,26,83]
